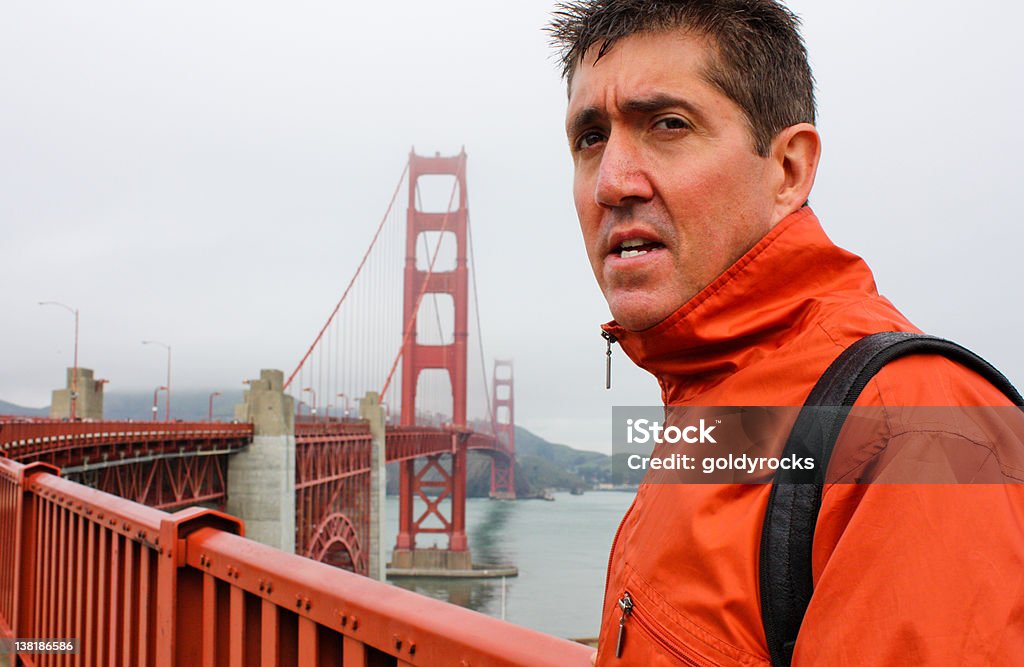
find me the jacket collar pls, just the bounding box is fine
[601,207,879,403]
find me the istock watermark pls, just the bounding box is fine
[612,406,1024,485]
[625,418,719,444]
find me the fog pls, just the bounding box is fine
[3,1,1021,451]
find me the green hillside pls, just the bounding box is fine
[467,426,612,498]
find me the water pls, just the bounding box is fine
[384,491,635,639]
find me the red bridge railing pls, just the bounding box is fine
[0,457,592,666]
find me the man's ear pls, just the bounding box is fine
[769,123,820,223]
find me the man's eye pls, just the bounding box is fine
[653,117,690,131]
[575,130,606,151]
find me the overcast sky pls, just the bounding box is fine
[3,1,1022,453]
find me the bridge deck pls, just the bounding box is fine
[0,419,506,470]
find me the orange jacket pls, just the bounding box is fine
[596,207,1024,665]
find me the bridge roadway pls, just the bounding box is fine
[0,455,591,666]
[0,418,503,476]
[0,418,509,575]
[0,418,501,509]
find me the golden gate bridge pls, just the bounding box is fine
[0,150,590,666]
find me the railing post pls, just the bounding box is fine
[360,392,387,581]
[155,507,243,667]
[9,463,60,649]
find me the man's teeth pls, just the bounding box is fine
[618,238,655,258]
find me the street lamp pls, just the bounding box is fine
[39,301,79,421]
[337,392,351,419]
[208,391,222,421]
[152,386,168,421]
[302,387,317,421]
[142,340,171,421]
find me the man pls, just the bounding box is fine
[548,1,1024,664]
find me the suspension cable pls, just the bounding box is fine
[467,210,495,434]
[284,162,410,391]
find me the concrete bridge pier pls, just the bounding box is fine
[228,369,295,552]
[360,391,387,581]
[50,367,104,420]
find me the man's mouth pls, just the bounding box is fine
[614,237,666,259]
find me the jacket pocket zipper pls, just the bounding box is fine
[614,591,713,667]
[602,497,637,620]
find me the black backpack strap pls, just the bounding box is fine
[759,332,1024,666]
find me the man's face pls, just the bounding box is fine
[567,31,778,331]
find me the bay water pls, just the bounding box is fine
[385,491,635,639]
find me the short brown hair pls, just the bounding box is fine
[547,0,816,156]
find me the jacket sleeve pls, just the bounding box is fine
[794,355,1024,665]
[794,481,1024,665]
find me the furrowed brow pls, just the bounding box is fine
[567,95,706,140]
[622,94,705,122]
[566,106,605,140]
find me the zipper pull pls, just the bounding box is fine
[615,592,633,658]
[602,331,618,390]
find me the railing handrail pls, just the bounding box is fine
[0,458,592,666]
[0,420,252,445]
[188,528,592,666]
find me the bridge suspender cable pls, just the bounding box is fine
[379,159,465,399]
[284,162,410,392]
[467,211,496,435]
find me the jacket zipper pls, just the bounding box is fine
[602,330,618,389]
[601,496,636,643]
[615,591,713,667]
[615,592,633,657]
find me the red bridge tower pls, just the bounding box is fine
[393,150,472,571]
[490,359,516,499]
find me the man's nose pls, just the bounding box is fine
[594,135,654,207]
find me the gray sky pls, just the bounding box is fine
[3,1,1022,453]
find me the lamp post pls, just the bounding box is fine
[39,301,79,421]
[303,387,317,421]
[142,340,171,421]
[208,391,222,421]
[152,386,167,421]
[380,401,391,425]
[337,392,351,419]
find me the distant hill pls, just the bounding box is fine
[386,425,614,498]
[0,390,247,421]
[101,390,245,421]
[0,399,49,417]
